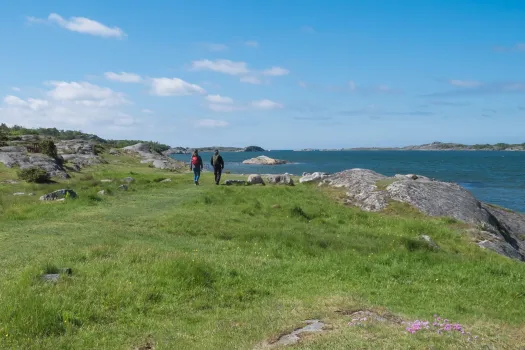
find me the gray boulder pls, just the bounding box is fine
[247,174,265,185]
[299,172,329,183]
[40,189,77,201]
[321,168,525,261]
[266,174,294,186]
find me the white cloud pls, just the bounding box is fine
[449,80,483,88]
[150,78,206,96]
[142,109,153,114]
[105,72,142,83]
[201,43,228,52]
[195,119,229,128]
[206,94,233,104]
[191,59,249,75]
[251,99,284,110]
[207,104,242,112]
[12,87,21,92]
[263,66,289,76]
[245,41,259,48]
[240,76,262,85]
[28,13,126,39]
[4,95,27,106]
[1,94,136,130]
[47,81,128,106]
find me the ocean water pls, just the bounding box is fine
[171,151,525,212]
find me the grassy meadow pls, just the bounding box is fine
[0,154,524,349]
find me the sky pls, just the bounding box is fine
[1,0,524,149]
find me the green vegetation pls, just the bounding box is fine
[39,139,59,159]
[0,156,524,349]
[17,167,50,183]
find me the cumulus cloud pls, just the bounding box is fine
[47,81,128,106]
[150,78,206,96]
[105,72,142,83]
[245,41,259,48]
[240,76,262,85]
[28,13,126,39]
[263,66,289,76]
[251,99,284,110]
[206,94,233,104]
[191,59,249,75]
[195,119,229,128]
[449,80,483,88]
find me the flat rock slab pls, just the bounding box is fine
[261,320,327,348]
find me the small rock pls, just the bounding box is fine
[101,179,113,183]
[98,190,106,195]
[266,174,294,186]
[160,178,172,183]
[13,192,25,196]
[406,174,418,180]
[270,320,326,347]
[39,189,77,201]
[247,174,265,185]
[41,274,60,283]
[224,180,246,186]
[119,184,129,191]
[28,192,35,196]
[419,235,440,250]
[122,177,135,183]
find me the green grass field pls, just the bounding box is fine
[1,155,524,349]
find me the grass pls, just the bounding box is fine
[375,178,398,191]
[0,155,524,349]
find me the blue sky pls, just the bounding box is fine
[1,0,524,149]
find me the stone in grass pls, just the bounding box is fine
[41,267,72,283]
[100,179,113,183]
[13,192,25,196]
[247,174,265,185]
[223,180,246,186]
[160,178,172,183]
[98,190,107,195]
[419,235,440,251]
[269,320,327,347]
[122,177,135,183]
[119,184,129,191]
[40,189,77,201]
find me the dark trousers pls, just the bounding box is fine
[214,166,222,184]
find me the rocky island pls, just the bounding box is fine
[297,141,525,152]
[242,155,288,165]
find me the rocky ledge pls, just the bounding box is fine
[300,169,525,261]
[242,155,288,165]
[0,146,69,178]
[123,143,185,170]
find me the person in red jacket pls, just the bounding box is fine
[190,150,203,185]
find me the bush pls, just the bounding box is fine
[18,167,50,183]
[39,139,58,158]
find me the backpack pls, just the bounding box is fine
[191,156,199,166]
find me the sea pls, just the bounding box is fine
[170,151,525,212]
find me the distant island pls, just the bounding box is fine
[297,141,525,152]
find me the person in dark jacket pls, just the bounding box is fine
[210,149,224,185]
[190,150,203,185]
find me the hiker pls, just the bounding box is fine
[210,149,225,185]
[190,150,203,185]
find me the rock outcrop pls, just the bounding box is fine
[320,169,525,261]
[243,146,265,152]
[56,140,105,170]
[0,150,69,179]
[123,143,184,170]
[242,155,288,165]
[299,172,330,183]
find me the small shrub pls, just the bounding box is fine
[18,167,50,183]
[39,139,58,158]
